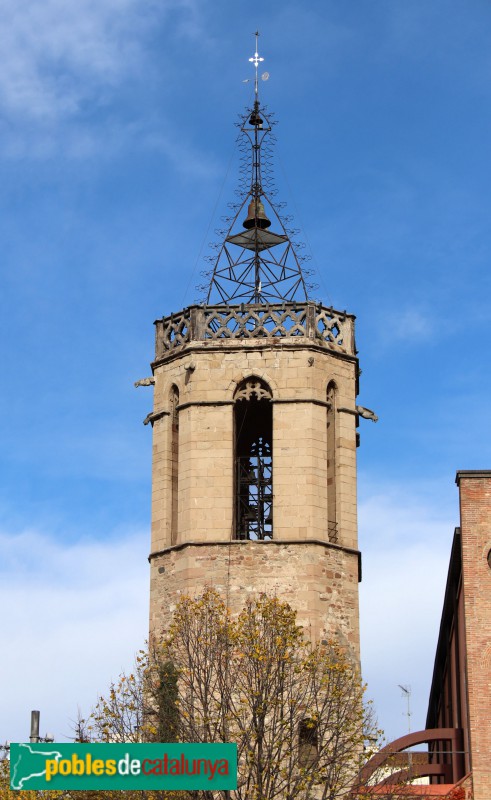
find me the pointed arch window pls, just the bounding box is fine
[170,385,179,546]
[326,381,338,544]
[298,718,318,767]
[234,378,273,541]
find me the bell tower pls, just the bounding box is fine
[147,37,365,662]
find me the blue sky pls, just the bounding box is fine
[1,0,491,746]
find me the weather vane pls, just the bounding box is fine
[249,31,264,98]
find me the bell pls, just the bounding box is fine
[248,110,263,127]
[243,198,271,230]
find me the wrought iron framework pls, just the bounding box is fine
[236,438,273,541]
[202,34,316,306]
[234,378,273,541]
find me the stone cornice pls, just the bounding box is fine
[149,538,361,582]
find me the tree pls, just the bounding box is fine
[0,588,453,800]
[75,650,149,744]
[0,746,180,800]
[75,648,179,746]
[78,590,445,800]
[0,754,66,800]
[87,589,377,800]
[153,590,374,800]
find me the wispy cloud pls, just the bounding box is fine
[0,122,126,161]
[0,524,149,743]
[386,307,434,342]
[1,0,145,120]
[0,0,205,122]
[0,115,220,178]
[365,304,438,353]
[359,481,454,742]
[0,480,455,746]
[0,0,218,170]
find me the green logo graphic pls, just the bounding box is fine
[10,743,237,790]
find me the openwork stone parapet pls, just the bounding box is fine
[154,302,356,360]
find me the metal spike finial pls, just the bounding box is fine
[249,31,264,100]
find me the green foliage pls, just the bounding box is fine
[153,659,180,743]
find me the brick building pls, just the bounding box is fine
[360,472,490,799]
[425,471,491,799]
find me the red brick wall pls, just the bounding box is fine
[457,471,491,800]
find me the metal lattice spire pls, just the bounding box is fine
[203,33,314,305]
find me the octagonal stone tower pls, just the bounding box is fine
[148,302,361,657]
[147,40,365,664]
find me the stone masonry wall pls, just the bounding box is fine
[148,326,361,672]
[150,340,358,554]
[149,540,360,663]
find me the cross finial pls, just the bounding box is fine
[248,31,264,99]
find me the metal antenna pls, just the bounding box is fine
[398,685,413,773]
[398,684,412,733]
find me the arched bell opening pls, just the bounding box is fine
[326,381,338,544]
[170,384,179,546]
[298,719,318,767]
[234,378,273,541]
